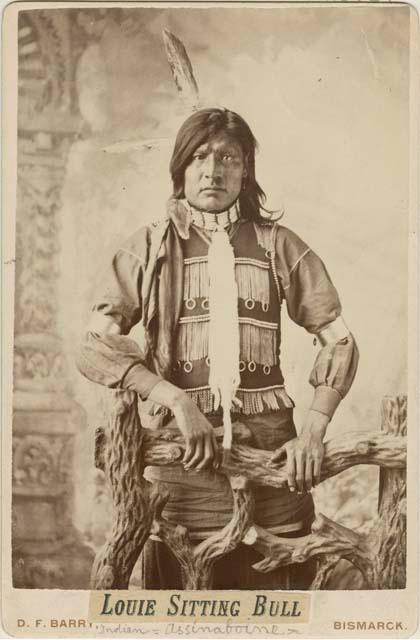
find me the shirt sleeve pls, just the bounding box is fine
[274,225,359,419]
[76,227,163,399]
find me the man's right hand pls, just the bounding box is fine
[172,394,220,471]
[148,380,219,471]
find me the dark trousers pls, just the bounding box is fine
[142,408,316,590]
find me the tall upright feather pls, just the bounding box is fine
[162,29,200,111]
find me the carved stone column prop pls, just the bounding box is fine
[13,10,94,588]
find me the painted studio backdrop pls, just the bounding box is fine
[13,5,409,588]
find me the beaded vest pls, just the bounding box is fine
[171,215,289,415]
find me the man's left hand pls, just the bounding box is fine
[270,410,330,492]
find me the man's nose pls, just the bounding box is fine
[203,154,223,179]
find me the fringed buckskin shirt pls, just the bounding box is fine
[77,198,358,536]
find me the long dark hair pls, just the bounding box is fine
[169,108,270,221]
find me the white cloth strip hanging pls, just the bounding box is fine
[207,229,240,451]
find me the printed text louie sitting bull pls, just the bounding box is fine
[99,593,303,618]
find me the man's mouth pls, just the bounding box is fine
[201,187,225,193]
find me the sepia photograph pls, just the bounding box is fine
[3,2,418,634]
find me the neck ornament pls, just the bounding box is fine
[183,199,240,231]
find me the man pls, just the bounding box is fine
[77,107,359,589]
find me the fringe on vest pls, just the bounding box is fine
[185,385,291,415]
[176,315,209,361]
[176,317,278,366]
[239,319,278,366]
[186,386,214,414]
[235,260,270,306]
[184,258,209,300]
[237,386,291,414]
[184,258,271,306]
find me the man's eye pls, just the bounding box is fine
[194,153,206,160]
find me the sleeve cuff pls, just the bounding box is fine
[122,364,163,400]
[310,385,342,420]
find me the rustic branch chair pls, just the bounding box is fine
[92,394,406,590]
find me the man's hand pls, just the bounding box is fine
[270,410,329,492]
[148,380,219,471]
[172,393,220,471]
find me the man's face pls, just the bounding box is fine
[183,132,246,212]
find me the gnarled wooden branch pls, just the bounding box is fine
[242,396,407,590]
[374,395,407,588]
[95,422,253,471]
[91,390,166,589]
[93,393,407,590]
[96,427,406,488]
[310,555,341,590]
[243,513,376,588]
[151,476,254,589]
